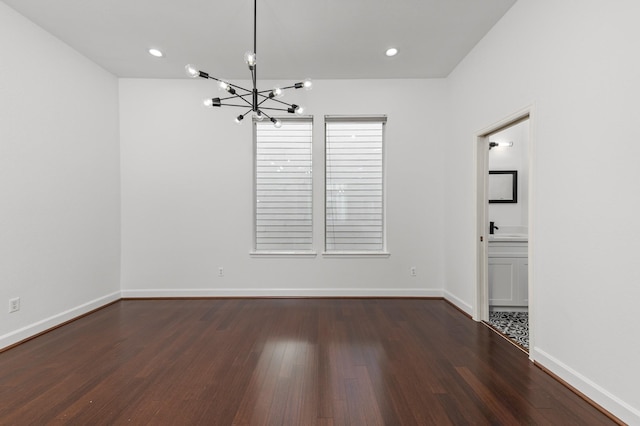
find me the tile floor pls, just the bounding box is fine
[488,311,529,349]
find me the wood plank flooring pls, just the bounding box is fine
[0,299,616,425]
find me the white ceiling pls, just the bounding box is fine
[3,0,516,80]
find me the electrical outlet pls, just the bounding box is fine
[218,267,224,277]
[410,267,417,277]
[9,297,20,313]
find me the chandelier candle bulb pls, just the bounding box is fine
[244,51,256,67]
[271,117,282,128]
[203,98,222,108]
[218,81,236,95]
[303,79,313,90]
[185,64,199,78]
[288,105,304,114]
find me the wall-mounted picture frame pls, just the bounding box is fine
[488,170,518,203]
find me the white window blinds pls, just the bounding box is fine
[325,116,386,252]
[255,118,313,252]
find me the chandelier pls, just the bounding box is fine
[185,0,312,128]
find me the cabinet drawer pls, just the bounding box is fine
[488,241,527,257]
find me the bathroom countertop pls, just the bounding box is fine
[488,234,528,242]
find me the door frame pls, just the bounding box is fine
[474,106,535,358]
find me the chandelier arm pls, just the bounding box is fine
[219,93,251,102]
[256,98,295,111]
[257,95,294,108]
[256,85,300,95]
[277,84,302,90]
[258,106,295,112]
[205,76,252,94]
[256,86,297,95]
[258,110,273,119]
[256,97,272,107]
[227,82,253,93]
[216,94,253,108]
[234,94,254,107]
[219,103,258,108]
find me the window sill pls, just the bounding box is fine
[322,251,391,258]
[250,251,318,258]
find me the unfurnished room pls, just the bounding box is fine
[1,0,639,424]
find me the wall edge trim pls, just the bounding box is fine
[442,290,473,317]
[533,347,639,425]
[121,288,444,298]
[0,291,122,351]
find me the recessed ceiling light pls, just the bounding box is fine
[385,48,398,57]
[148,48,164,58]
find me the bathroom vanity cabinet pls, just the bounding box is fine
[488,240,528,308]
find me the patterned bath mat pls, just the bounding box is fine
[488,311,529,349]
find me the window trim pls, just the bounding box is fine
[323,115,388,256]
[249,251,317,258]
[321,251,390,258]
[252,115,316,256]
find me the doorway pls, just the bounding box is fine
[475,111,532,354]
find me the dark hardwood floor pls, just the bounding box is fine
[0,299,615,425]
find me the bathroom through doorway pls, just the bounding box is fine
[475,111,532,354]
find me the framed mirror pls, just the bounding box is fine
[488,170,518,203]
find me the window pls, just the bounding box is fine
[254,117,313,253]
[325,116,387,253]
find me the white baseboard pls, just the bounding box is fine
[533,347,640,425]
[443,290,473,316]
[0,291,121,351]
[121,288,444,299]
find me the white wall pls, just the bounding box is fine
[0,3,121,348]
[119,78,447,297]
[444,0,640,423]
[488,120,529,228]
